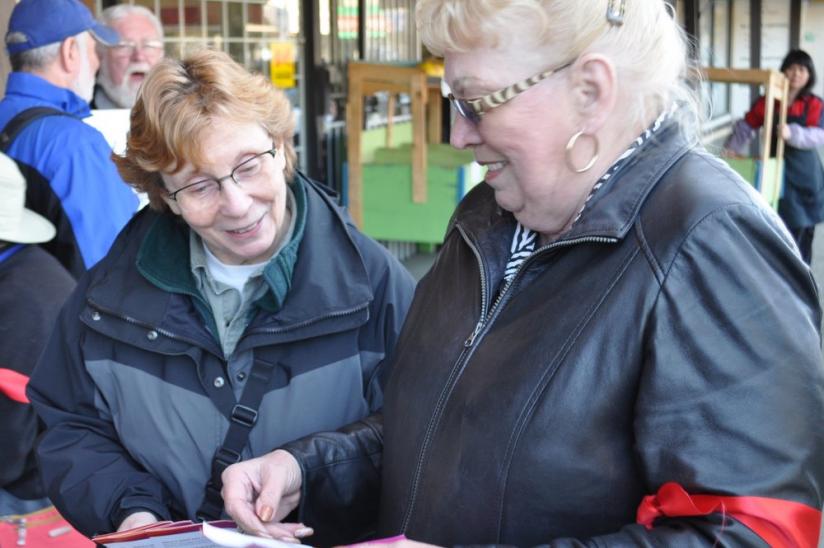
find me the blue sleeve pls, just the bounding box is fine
[13,119,138,269]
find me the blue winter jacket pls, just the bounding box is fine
[27,175,415,537]
[0,72,138,277]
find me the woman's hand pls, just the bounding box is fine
[221,449,312,542]
[117,511,159,531]
[721,148,743,159]
[781,123,792,141]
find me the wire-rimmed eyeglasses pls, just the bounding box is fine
[110,39,164,58]
[447,60,574,125]
[167,147,278,211]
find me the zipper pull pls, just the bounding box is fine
[464,322,483,348]
[16,517,26,546]
[48,525,72,538]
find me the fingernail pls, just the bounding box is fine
[258,505,274,522]
[279,536,300,544]
[295,527,314,537]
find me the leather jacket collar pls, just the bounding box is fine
[452,122,694,251]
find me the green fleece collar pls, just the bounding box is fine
[136,178,308,315]
[257,180,307,312]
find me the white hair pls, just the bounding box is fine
[71,31,96,102]
[8,38,61,72]
[416,0,702,140]
[98,4,164,39]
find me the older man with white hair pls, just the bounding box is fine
[93,5,164,109]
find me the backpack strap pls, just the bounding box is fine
[196,354,281,521]
[0,107,71,152]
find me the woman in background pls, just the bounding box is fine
[725,49,824,263]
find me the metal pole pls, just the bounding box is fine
[790,0,801,50]
[357,0,366,60]
[301,0,322,179]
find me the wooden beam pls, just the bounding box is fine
[411,73,427,204]
[426,81,443,144]
[702,67,775,85]
[346,64,364,226]
[771,74,790,206]
[386,94,395,148]
[346,62,436,223]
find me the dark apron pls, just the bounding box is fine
[772,100,824,229]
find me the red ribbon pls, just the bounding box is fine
[0,368,30,403]
[637,482,822,547]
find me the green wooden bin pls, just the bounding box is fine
[724,157,783,210]
[361,142,482,243]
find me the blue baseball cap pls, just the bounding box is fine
[5,0,119,55]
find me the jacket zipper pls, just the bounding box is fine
[86,299,369,353]
[248,302,369,335]
[461,225,489,347]
[464,234,617,349]
[86,298,211,353]
[400,229,617,532]
[400,225,489,532]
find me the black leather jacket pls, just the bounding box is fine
[284,124,824,546]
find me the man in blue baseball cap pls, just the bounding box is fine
[0,0,138,279]
[5,0,119,101]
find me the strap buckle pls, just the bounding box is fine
[214,447,242,470]
[231,404,258,427]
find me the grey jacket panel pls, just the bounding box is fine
[87,351,371,518]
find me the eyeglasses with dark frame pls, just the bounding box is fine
[447,60,574,125]
[167,147,278,211]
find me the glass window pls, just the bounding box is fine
[206,1,224,39]
[336,0,360,61]
[227,2,244,38]
[183,0,203,38]
[246,2,285,38]
[699,0,732,118]
[228,41,245,63]
[761,0,791,69]
[164,41,182,59]
[729,0,752,118]
[159,0,181,38]
[360,0,416,63]
[134,0,157,12]
[249,42,272,78]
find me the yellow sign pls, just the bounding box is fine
[270,42,296,89]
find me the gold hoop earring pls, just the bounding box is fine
[565,131,599,173]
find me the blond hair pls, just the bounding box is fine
[116,49,297,211]
[416,0,700,136]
